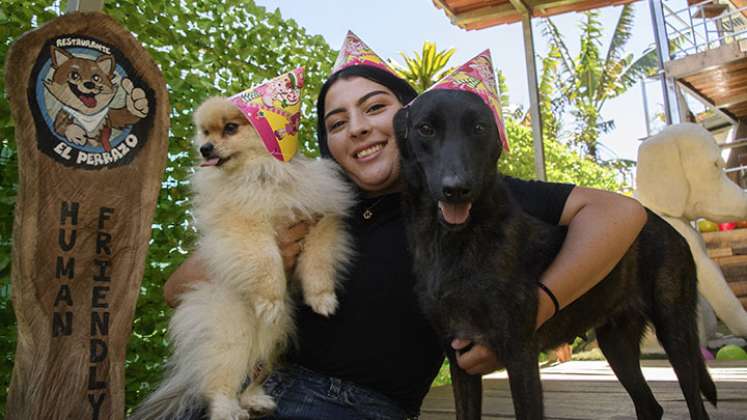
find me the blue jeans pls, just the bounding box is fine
[179,364,418,420]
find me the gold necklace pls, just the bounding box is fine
[362,196,387,220]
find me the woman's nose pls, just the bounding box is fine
[348,114,371,138]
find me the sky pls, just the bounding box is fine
[254,0,688,162]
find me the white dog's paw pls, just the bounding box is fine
[122,78,149,118]
[64,124,87,145]
[305,291,338,317]
[255,298,284,324]
[86,137,101,148]
[209,394,250,420]
[239,388,276,413]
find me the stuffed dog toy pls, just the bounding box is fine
[637,123,747,338]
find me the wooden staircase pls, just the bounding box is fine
[704,229,747,311]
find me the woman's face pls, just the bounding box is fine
[324,77,403,195]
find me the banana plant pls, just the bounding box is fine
[541,5,660,159]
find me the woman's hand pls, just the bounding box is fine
[277,221,313,272]
[163,221,314,308]
[163,253,207,308]
[451,339,502,375]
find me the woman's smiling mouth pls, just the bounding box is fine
[355,142,386,160]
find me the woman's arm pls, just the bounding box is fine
[534,186,648,327]
[453,187,648,375]
[163,222,312,308]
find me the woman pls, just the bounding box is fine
[166,40,646,420]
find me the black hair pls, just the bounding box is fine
[316,65,418,159]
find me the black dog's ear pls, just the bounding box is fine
[393,106,409,141]
[393,106,411,157]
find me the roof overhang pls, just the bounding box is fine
[433,0,640,30]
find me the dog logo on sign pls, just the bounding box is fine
[30,36,153,169]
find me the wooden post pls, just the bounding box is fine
[521,14,547,181]
[510,0,546,180]
[66,0,105,13]
[4,10,169,420]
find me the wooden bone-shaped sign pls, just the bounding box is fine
[5,11,168,420]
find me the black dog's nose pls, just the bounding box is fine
[83,81,96,89]
[200,143,214,158]
[442,176,470,200]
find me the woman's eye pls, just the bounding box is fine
[366,103,385,113]
[474,123,486,134]
[328,120,345,132]
[418,123,435,137]
[224,123,238,135]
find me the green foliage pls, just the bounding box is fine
[0,0,335,414]
[431,359,452,387]
[500,117,622,190]
[539,45,563,142]
[390,41,455,93]
[541,5,658,160]
[495,69,517,121]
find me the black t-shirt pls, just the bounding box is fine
[290,176,575,413]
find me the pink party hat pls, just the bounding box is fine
[427,50,509,151]
[331,30,397,75]
[229,67,304,162]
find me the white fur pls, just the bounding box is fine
[130,97,355,420]
[636,122,747,338]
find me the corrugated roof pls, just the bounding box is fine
[433,0,640,30]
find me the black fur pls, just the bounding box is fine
[394,90,717,420]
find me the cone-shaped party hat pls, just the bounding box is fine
[426,50,508,151]
[331,30,397,76]
[229,67,304,162]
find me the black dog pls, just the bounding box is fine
[393,89,717,420]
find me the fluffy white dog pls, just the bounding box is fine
[131,97,355,420]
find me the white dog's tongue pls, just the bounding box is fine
[79,94,97,108]
[200,157,220,167]
[438,201,472,225]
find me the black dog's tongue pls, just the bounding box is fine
[438,201,472,225]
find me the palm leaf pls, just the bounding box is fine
[391,41,456,92]
[541,18,577,87]
[598,4,635,103]
[578,11,603,102]
[539,44,562,139]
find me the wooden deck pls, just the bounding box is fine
[421,360,747,419]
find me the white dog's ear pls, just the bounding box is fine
[96,54,115,76]
[50,46,72,68]
[636,130,688,218]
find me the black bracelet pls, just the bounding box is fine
[537,282,560,318]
